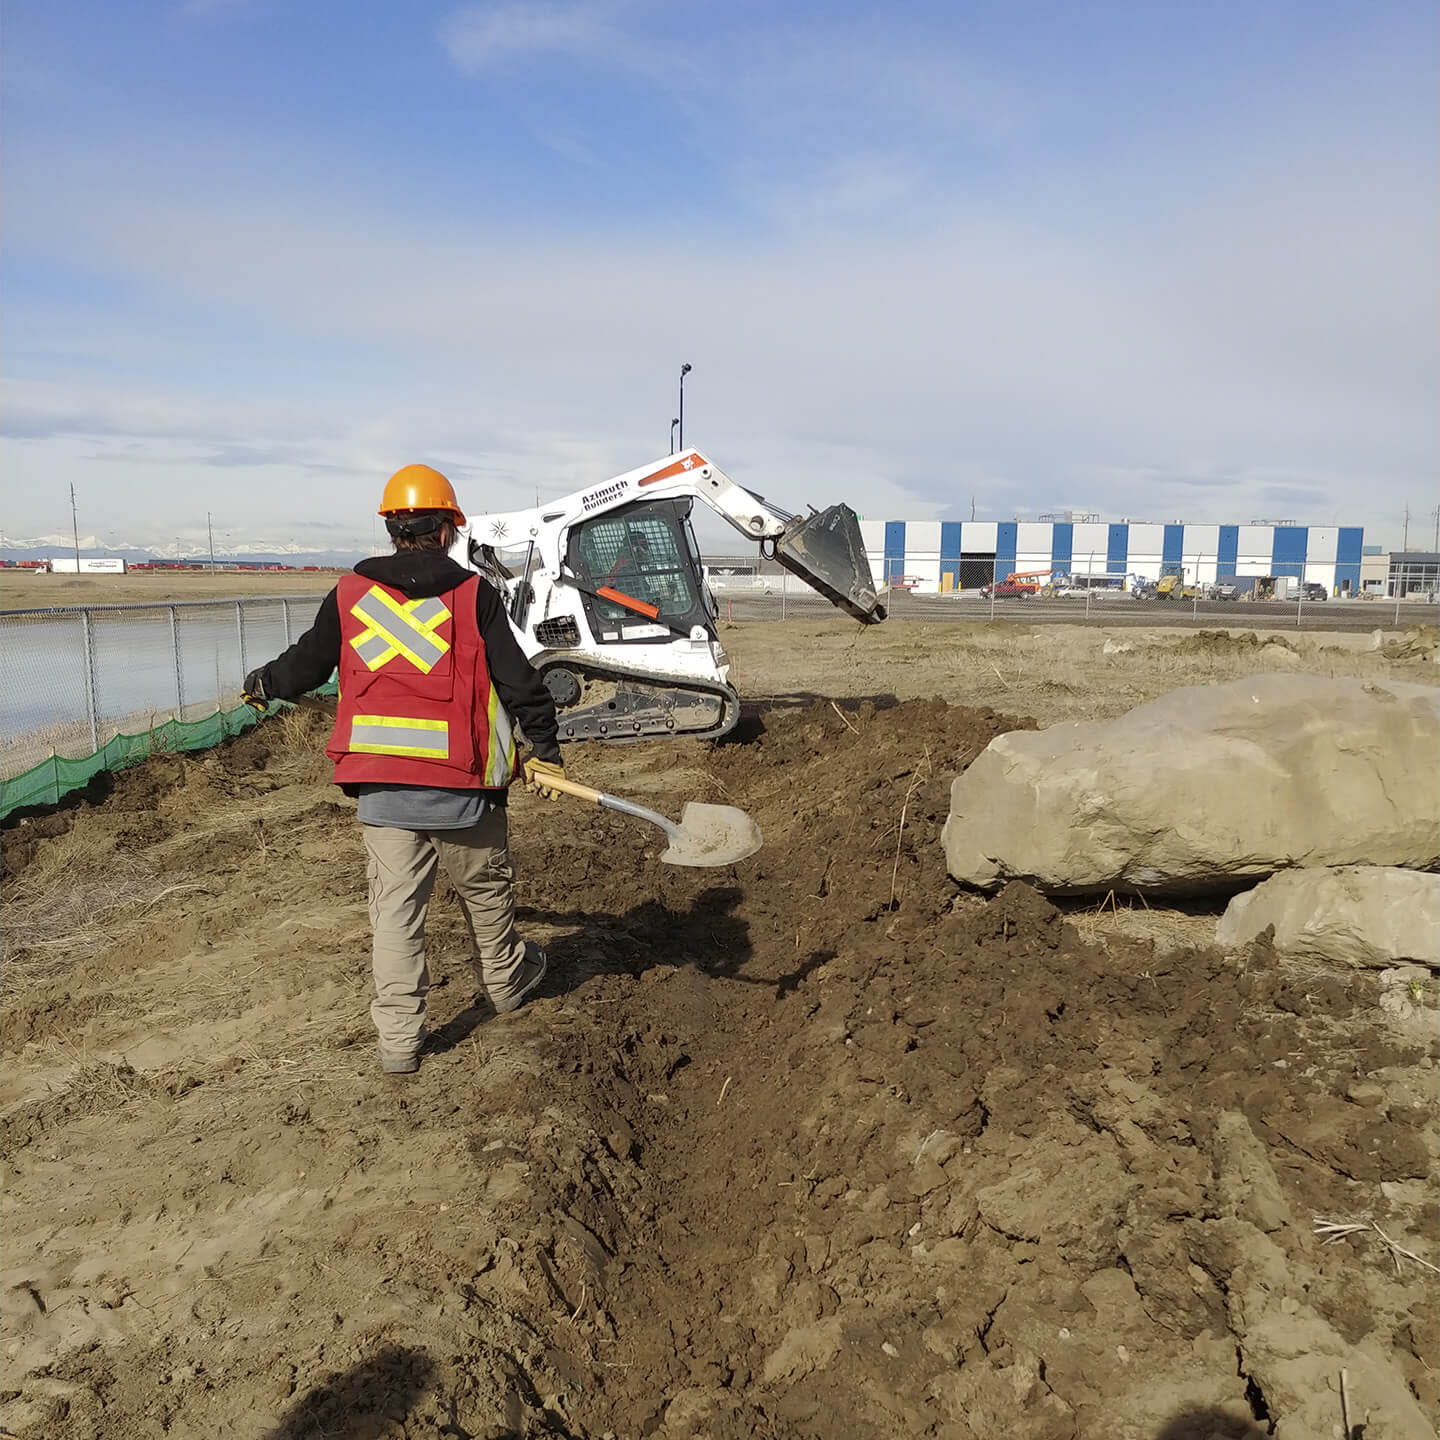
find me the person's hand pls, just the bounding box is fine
[522,757,566,800]
[241,667,271,714]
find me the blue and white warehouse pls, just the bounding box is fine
[858,521,1365,595]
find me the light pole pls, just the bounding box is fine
[670,418,679,455]
[678,363,692,451]
[207,512,217,571]
[70,483,82,572]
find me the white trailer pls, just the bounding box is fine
[46,557,127,574]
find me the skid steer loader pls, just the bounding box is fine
[454,451,885,744]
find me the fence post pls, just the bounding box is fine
[235,600,247,684]
[169,604,184,716]
[79,609,100,753]
[780,572,787,620]
[1296,591,1303,628]
[281,598,292,646]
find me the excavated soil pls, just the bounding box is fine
[3,685,1439,1440]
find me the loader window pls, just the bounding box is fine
[568,500,712,640]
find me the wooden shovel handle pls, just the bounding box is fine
[530,770,606,805]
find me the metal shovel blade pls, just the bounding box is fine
[660,802,763,867]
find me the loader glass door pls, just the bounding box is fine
[568,499,713,642]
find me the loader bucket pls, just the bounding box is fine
[775,504,887,623]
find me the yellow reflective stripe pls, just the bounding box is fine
[409,596,449,627]
[353,714,448,729]
[350,597,441,674]
[483,687,517,785]
[348,587,452,674]
[352,740,449,758]
[362,587,452,653]
[350,713,450,759]
[352,629,398,670]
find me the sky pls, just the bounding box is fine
[3,0,1437,553]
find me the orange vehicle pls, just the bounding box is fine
[981,569,1051,598]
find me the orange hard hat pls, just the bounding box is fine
[378,464,465,525]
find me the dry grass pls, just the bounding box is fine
[1065,893,1224,953]
[1,838,199,988]
[0,1048,185,1157]
[262,701,336,785]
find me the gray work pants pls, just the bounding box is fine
[361,810,529,1059]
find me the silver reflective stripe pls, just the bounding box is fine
[353,631,394,668]
[350,720,450,756]
[409,597,449,627]
[351,591,449,670]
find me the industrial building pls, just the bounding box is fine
[1388,552,1440,599]
[858,521,1365,595]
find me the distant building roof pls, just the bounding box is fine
[1390,552,1440,564]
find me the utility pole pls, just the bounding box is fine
[1402,502,1409,550]
[70,483,81,572]
[970,496,976,522]
[1432,502,1439,552]
[207,512,217,571]
[678,363,692,450]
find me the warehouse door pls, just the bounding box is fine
[959,552,996,590]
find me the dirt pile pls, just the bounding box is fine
[3,697,1438,1438]
[1378,626,1440,663]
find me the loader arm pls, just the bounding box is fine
[623,453,887,623]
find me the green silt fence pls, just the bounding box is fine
[0,704,264,819]
[0,686,337,822]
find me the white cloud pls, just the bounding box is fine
[5,14,1436,550]
[439,2,620,72]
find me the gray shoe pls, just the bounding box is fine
[485,945,548,1016]
[379,1050,420,1074]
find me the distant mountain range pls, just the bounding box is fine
[1,535,370,567]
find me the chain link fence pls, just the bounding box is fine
[1,595,327,815]
[704,554,1437,629]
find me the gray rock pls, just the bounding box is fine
[1217,866,1440,967]
[942,675,1440,896]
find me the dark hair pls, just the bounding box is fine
[386,511,456,553]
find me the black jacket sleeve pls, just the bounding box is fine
[476,580,562,763]
[261,589,341,699]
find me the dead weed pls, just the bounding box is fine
[1,835,199,988]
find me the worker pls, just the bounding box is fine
[241,464,567,1075]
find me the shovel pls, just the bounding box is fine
[535,772,762,867]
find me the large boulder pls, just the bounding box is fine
[1216,866,1440,968]
[942,674,1440,896]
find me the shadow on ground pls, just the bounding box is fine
[1153,1406,1274,1439]
[260,1345,433,1440]
[427,884,762,1054]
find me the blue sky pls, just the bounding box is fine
[3,0,1436,551]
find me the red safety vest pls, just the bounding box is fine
[327,572,518,790]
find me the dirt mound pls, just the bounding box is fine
[3,696,1437,1438]
[1379,626,1440,662]
[1171,630,1298,656]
